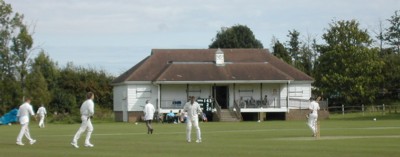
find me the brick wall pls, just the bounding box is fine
[128,111,143,122]
[114,111,144,122]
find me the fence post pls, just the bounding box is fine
[342,104,345,115]
[362,104,364,116]
[383,104,385,115]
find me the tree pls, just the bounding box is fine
[287,29,301,60]
[301,33,319,76]
[28,50,59,109]
[25,67,51,107]
[54,62,114,114]
[11,25,34,97]
[31,50,60,90]
[314,20,384,105]
[0,0,31,113]
[297,44,313,76]
[384,10,400,54]
[54,62,81,114]
[373,20,387,56]
[286,29,315,75]
[381,53,400,98]
[272,40,292,64]
[209,24,263,48]
[0,0,115,120]
[83,68,114,109]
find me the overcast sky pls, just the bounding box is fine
[4,0,399,76]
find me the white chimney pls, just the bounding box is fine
[215,48,225,66]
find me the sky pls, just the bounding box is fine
[4,0,400,76]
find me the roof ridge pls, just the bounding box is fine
[112,56,150,84]
[152,63,173,82]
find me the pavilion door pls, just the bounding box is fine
[214,86,228,109]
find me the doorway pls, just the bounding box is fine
[214,86,228,109]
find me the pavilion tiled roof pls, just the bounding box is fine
[112,49,313,84]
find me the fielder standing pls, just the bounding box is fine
[16,97,37,146]
[36,104,47,128]
[71,92,95,148]
[307,97,320,137]
[143,100,155,134]
[183,96,202,143]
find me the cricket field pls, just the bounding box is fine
[1,115,399,157]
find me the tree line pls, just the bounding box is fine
[209,11,400,106]
[0,1,114,116]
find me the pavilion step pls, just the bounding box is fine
[219,109,241,122]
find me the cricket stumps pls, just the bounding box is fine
[315,121,320,139]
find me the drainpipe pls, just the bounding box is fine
[260,83,263,101]
[158,84,161,111]
[186,84,189,98]
[287,81,290,113]
[151,81,161,113]
[213,83,216,101]
[123,87,128,122]
[233,83,236,103]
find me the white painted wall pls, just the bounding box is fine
[280,83,288,99]
[160,84,187,107]
[261,83,281,100]
[114,82,312,114]
[187,84,212,99]
[160,84,214,109]
[126,84,158,111]
[113,85,126,111]
[289,82,312,100]
[235,84,285,101]
[287,82,312,109]
[235,84,261,100]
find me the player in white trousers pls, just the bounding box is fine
[183,96,202,143]
[36,104,47,128]
[71,92,95,148]
[307,97,320,137]
[143,100,155,134]
[16,97,37,146]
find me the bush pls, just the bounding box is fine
[48,112,80,124]
[46,105,114,124]
[93,105,114,123]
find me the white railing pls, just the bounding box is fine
[159,98,328,110]
[236,98,283,108]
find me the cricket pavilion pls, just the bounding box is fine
[112,48,320,122]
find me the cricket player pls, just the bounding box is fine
[183,96,202,143]
[36,104,47,128]
[143,100,155,134]
[16,97,37,146]
[307,97,320,137]
[71,92,95,148]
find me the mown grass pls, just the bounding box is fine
[329,111,400,120]
[1,117,400,157]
